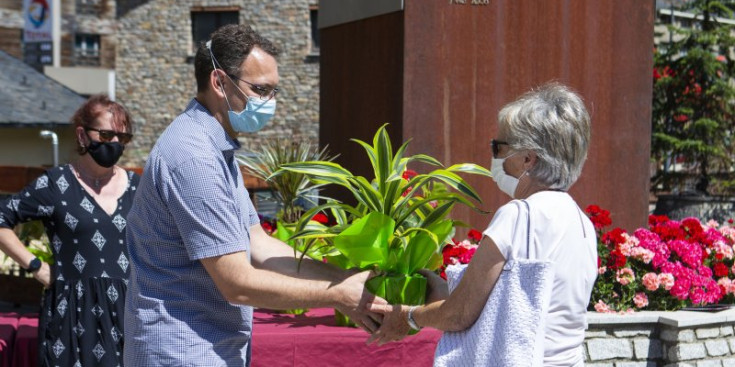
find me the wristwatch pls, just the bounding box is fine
[26,257,42,273]
[407,306,422,331]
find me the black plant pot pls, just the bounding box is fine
[654,194,735,223]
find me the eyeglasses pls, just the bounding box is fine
[491,139,509,158]
[228,75,279,101]
[85,127,133,145]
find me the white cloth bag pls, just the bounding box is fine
[434,200,555,367]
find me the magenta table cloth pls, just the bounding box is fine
[251,308,441,367]
[0,309,441,367]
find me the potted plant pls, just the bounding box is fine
[652,0,735,220]
[275,124,491,328]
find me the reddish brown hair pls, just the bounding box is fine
[72,94,133,154]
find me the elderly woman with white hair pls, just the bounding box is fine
[368,83,598,367]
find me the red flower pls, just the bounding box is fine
[607,249,627,270]
[648,214,670,226]
[312,213,329,224]
[467,229,483,242]
[585,205,612,230]
[402,169,418,180]
[602,228,627,247]
[714,262,729,277]
[261,221,274,234]
[673,114,689,122]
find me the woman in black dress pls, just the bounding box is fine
[0,94,139,366]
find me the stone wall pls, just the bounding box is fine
[585,310,735,366]
[115,0,320,167]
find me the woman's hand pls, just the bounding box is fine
[33,262,52,288]
[418,269,449,303]
[365,303,411,346]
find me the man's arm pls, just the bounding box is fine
[249,224,347,281]
[200,251,363,310]
[201,224,386,332]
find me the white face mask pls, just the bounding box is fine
[491,152,522,198]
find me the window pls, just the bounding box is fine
[191,10,239,53]
[310,7,320,54]
[74,34,100,66]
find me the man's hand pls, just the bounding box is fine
[418,269,448,303]
[365,303,411,346]
[332,270,387,334]
[32,262,52,288]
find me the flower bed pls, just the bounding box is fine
[587,205,735,313]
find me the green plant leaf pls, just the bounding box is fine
[333,212,395,269]
[428,169,484,203]
[347,176,384,213]
[406,154,444,167]
[351,138,379,181]
[278,162,353,186]
[445,163,492,177]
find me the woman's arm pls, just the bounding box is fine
[0,228,52,287]
[368,235,506,345]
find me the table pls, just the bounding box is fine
[252,308,441,367]
[0,308,442,367]
[0,313,37,367]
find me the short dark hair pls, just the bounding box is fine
[72,94,133,155]
[194,24,280,93]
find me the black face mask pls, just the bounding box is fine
[86,140,124,168]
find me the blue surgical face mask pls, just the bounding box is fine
[207,41,277,133]
[225,92,277,133]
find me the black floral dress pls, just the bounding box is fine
[0,164,139,366]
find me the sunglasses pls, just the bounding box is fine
[85,127,133,145]
[491,139,509,158]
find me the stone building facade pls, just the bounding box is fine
[115,0,320,166]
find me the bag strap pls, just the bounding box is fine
[508,199,532,261]
[521,199,531,259]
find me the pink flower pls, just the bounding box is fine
[713,241,733,260]
[594,300,611,313]
[658,273,675,290]
[717,277,732,294]
[642,272,660,291]
[615,268,635,286]
[598,266,607,275]
[633,292,649,308]
[630,247,655,264]
[706,219,720,228]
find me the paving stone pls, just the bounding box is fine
[634,338,663,360]
[720,326,734,337]
[616,362,657,367]
[587,338,633,360]
[669,343,707,361]
[705,339,730,357]
[663,329,696,343]
[697,327,722,339]
[616,329,654,338]
[695,360,722,367]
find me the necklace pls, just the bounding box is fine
[73,165,115,189]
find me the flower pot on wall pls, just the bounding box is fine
[653,194,735,223]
